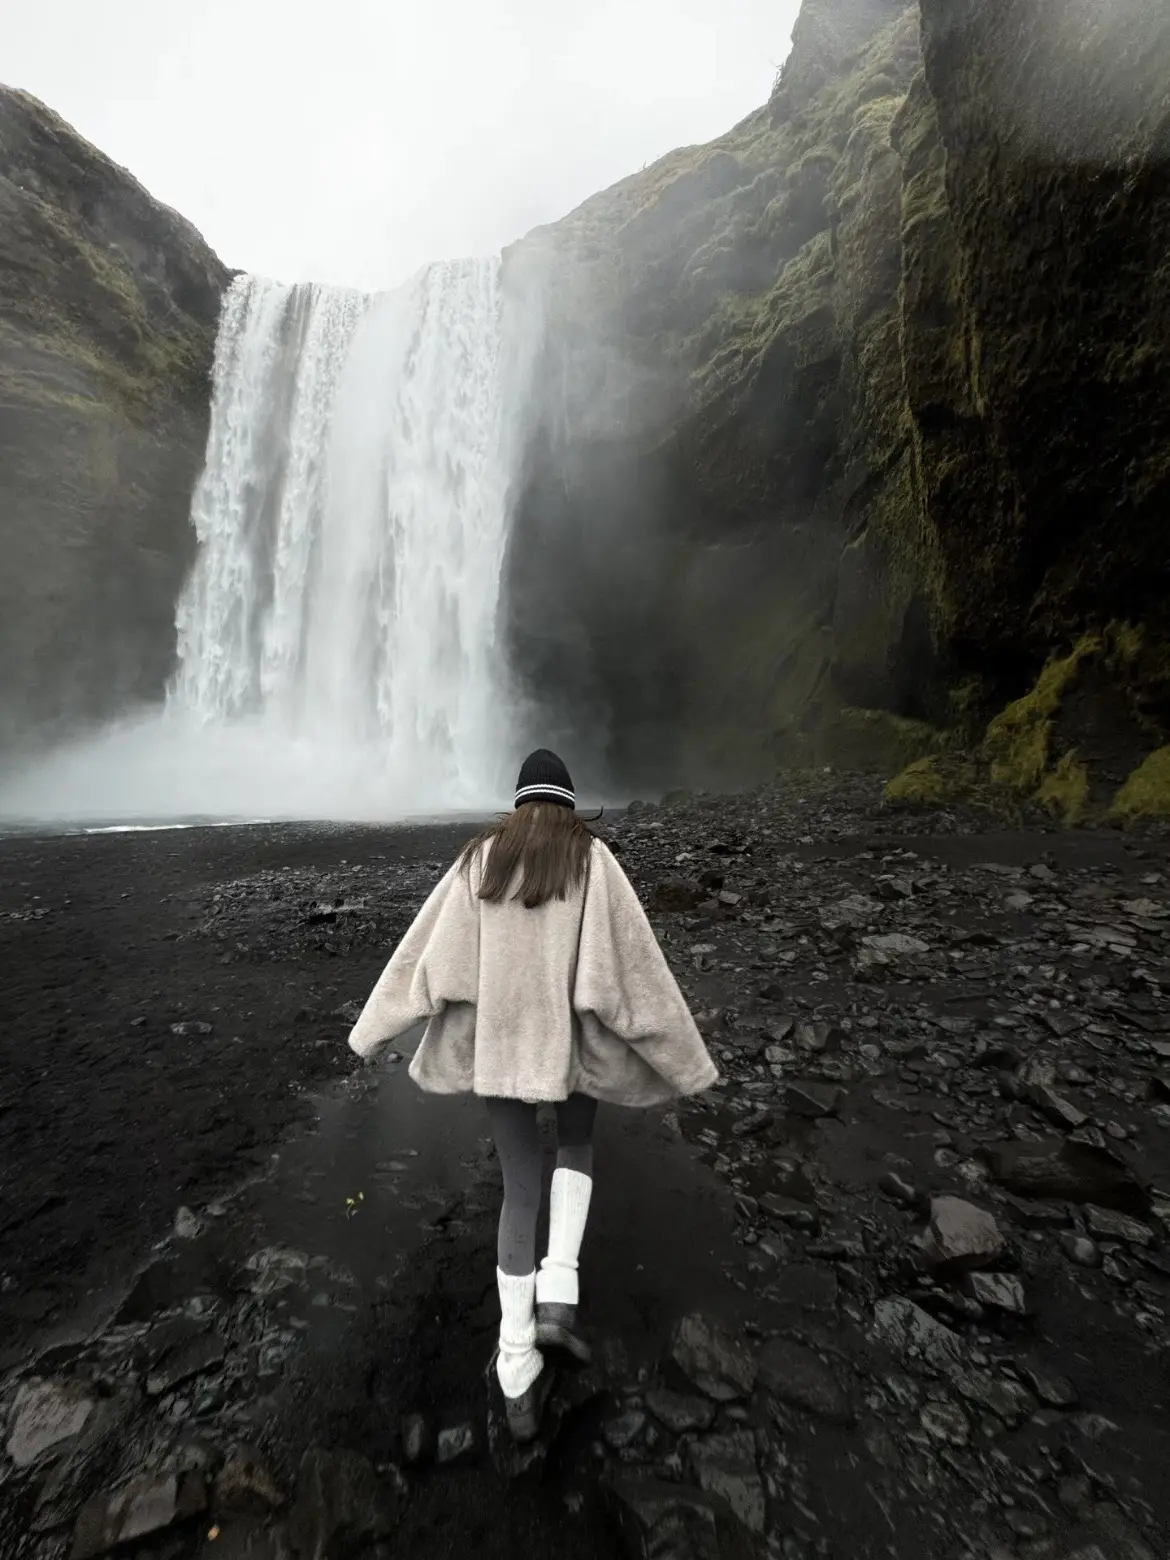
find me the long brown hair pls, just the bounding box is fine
[459,803,595,908]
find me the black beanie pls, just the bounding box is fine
[514,749,576,811]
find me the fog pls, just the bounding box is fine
[6,0,797,290]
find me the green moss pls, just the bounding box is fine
[1036,751,1090,824]
[824,707,943,772]
[1109,748,1170,823]
[12,182,216,424]
[885,753,976,806]
[886,755,946,804]
[983,636,1103,793]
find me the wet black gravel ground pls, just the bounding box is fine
[3,776,1170,1559]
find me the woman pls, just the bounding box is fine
[348,750,718,1442]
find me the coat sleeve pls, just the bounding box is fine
[348,858,480,1060]
[574,840,719,1096]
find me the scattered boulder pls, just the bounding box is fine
[399,1413,433,1466]
[965,1273,1028,1315]
[784,1081,844,1119]
[757,1337,853,1424]
[145,1327,225,1397]
[7,1378,94,1468]
[644,1387,717,1434]
[871,1299,965,1377]
[649,878,704,913]
[984,1139,1149,1212]
[921,1197,1006,1275]
[1060,1234,1102,1268]
[605,1477,722,1560]
[1016,1361,1079,1408]
[288,1449,400,1560]
[435,1424,479,1466]
[686,1430,766,1535]
[72,1471,206,1560]
[1084,1206,1153,1247]
[174,1206,204,1240]
[213,1446,286,1517]
[920,1400,969,1446]
[669,1313,757,1401]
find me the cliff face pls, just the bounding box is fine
[501,0,1170,799]
[0,88,228,761]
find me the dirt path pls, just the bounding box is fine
[3,783,1170,1559]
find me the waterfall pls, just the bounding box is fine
[168,261,526,812]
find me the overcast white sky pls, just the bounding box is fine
[6,0,801,291]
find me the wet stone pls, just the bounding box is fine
[669,1313,757,1402]
[861,932,930,959]
[759,1193,819,1233]
[603,1408,647,1452]
[880,1171,921,1207]
[966,1273,1028,1315]
[72,1471,207,1560]
[606,1478,722,1560]
[244,1247,310,1297]
[784,1081,844,1119]
[985,1139,1148,1213]
[920,1400,969,1446]
[757,1337,852,1424]
[1030,1085,1089,1132]
[1060,1234,1102,1268]
[954,1371,1034,1424]
[146,1328,226,1397]
[174,1206,203,1240]
[288,1448,400,1560]
[1017,1361,1079,1408]
[922,1197,1006,1275]
[871,1298,965,1377]
[213,1446,286,1516]
[7,1377,95,1468]
[400,1412,433,1466]
[1084,1205,1153,1247]
[645,1388,717,1434]
[686,1429,766,1535]
[794,1020,838,1052]
[435,1423,479,1466]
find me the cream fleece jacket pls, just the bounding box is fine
[347,837,719,1107]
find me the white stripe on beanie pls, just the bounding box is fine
[514,782,576,806]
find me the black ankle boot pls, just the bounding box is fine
[504,1361,557,1443]
[535,1301,593,1365]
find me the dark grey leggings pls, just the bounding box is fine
[485,1094,598,1276]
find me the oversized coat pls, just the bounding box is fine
[347,836,719,1108]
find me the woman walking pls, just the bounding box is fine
[347,751,718,1441]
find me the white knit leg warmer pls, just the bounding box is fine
[536,1168,593,1307]
[496,1269,543,1399]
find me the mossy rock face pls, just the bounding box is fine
[1110,749,1170,825]
[979,627,1164,823]
[0,89,229,757]
[885,754,974,807]
[502,0,1170,796]
[983,638,1102,795]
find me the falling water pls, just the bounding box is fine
[168,261,526,811]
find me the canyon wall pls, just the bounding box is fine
[501,0,1170,800]
[0,88,228,761]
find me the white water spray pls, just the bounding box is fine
[172,262,523,808]
[0,261,532,823]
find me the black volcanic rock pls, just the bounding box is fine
[501,0,1170,800]
[0,88,229,760]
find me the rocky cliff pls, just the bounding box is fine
[0,88,228,762]
[501,0,1170,811]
